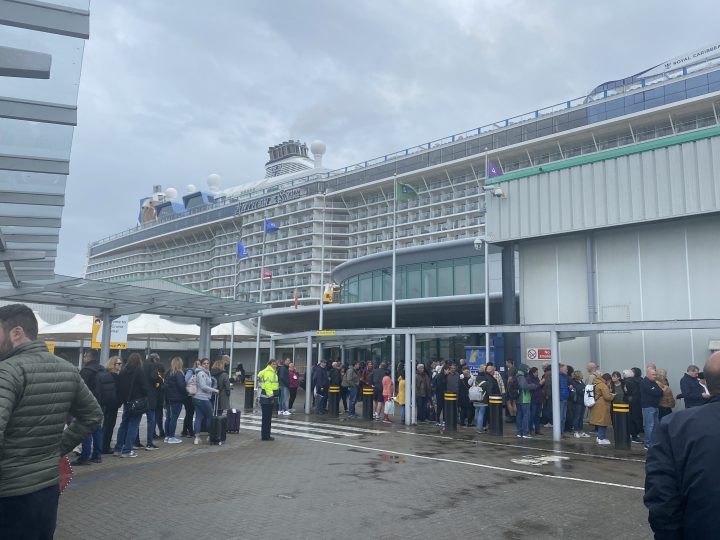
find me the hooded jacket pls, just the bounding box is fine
[517,364,538,404]
[0,341,103,497]
[194,366,217,401]
[588,374,613,427]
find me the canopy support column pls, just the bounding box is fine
[269,338,276,360]
[199,317,211,359]
[550,330,561,443]
[305,335,313,414]
[404,333,411,426]
[410,334,417,424]
[99,309,112,365]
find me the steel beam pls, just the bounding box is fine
[0,0,90,39]
[0,45,50,79]
[0,96,76,125]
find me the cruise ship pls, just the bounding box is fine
[86,45,720,353]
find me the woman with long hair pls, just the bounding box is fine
[210,358,230,416]
[288,362,300,411]
[193,358,219,445]
[114,353,148,458]
[101,355,122,454]
[181,359,200,438]
[163,357,187,444]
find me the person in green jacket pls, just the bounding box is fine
[0,304,103,539]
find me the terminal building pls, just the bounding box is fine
[86,45,720,381]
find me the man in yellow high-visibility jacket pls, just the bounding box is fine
[257,359,279,441]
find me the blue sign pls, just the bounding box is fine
[465,346,494,375]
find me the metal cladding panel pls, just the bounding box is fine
[487,136,720,242]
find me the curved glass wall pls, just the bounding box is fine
[339,256,485,304]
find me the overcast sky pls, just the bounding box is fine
[56,0,719,276]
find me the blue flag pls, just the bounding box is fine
[237,241,249,259]
[264,219,278,234]
[488,159,503,179]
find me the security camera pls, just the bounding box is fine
[473,237,484,251]
[492,187,505,198]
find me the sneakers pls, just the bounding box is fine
[382,419,391,424]
[573,432,582,439]
[145,444,159,451]
[121,451,138,458]
[522,435,533,439]
[597,438,612,446]
[516,434,523,438]
[194,437,200,445]
[163,437,169,443]
[280,410,291,416]
[113,450,122,457]
[580,432,591,438]
[90,457,102,464]
[631,436,643,444]
[167,437,183,444]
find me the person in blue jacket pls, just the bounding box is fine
[679,364,709,408]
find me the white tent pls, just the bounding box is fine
[38,314,93,341]
[126,313,199,341]
[211,320,263,341]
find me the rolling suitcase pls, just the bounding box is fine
[226,408,241,433]
[208,398,227,445]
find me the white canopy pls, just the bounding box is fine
[211,320,265,340]
[127,313,199,341]
[38,314,93,341]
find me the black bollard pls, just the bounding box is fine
[444,392,458,431]
[244,379,255,410]
[362,387,374,420]
[328,385,340,418]
[612,403,631,449]
[488,395,504,436]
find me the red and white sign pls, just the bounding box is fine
[526,348,552,361]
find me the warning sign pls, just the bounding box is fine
[526,348,551,361]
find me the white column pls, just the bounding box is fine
[99,309,112,364]
[411,334,417,424]
[404,333,411,426]
[550,330,561,443]
[305,335,313,414]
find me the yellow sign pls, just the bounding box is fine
[316,330,336,336]
[91,316,128,349]
[45,341,55,354]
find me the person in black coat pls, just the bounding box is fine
[134,354,163,450]
[114,353,149,457]
[458,368,474,427]
[163,357,187,443]
[625,367,644,442]
[645,352,720,539]
[679,365,709,408]
[101,356,122,455]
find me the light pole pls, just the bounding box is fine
[474,236,490,365]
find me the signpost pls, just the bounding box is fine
[91,315,128,349]
[465,346,494,375]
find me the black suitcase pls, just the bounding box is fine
[208,398,227,445]
[227,409,241,433]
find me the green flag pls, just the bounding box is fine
[395,180,419,202]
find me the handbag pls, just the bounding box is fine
[124,371,148,414]
[384,399,395,416]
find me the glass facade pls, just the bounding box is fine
[339,256,485,304]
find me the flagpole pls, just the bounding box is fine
[391,175,397,381]
[253,222,268,381]
[229,250,239,377]
[318,192,326,363]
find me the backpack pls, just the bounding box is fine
[186,369,198,396]
[584,384,596,408]
[507,378,520,400]
[469,380,487,403]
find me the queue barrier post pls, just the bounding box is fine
[328,385,341,418]
[244,378,255,410]
[488,395,504,436]
[362,387,374,420]
[443,392,457,431]
[612,403,630,450]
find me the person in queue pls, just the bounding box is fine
[0,304,102,539]
[257,358,279,441]
[288,362,300,411]
[182,359,200,438]
[644,352,720,539]
[114,352,149,458]
[163,356,187,444]
[211,357,231,416]
[193,358,218,445]
[679,364,709,408]
[101,356,122,454]
[416,364,432,423]
[588,368,614,446]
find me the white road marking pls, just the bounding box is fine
[313,440,644,491]
[241,418,360,438]
[244,414,385,435]
[397,430,646,463]
[510,455,569,467]
[239,424,332,440]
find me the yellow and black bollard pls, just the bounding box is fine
[488,395,504,436]
[612,402,631,449]
[244,378,255,410]
[328,385,341,417]
[362,387,374,420]
[444,392,458,431]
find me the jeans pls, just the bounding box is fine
[348,386,359,415]
[279,385,289,412]
[317,393,327,413]
[145,409,156,445]
[642,406,659,447]
[288,387,298,409]
[559,400,568,432]
[400,404,406,423]
[193,398,213,435]
[80,426,103,460]
[475,405,487,430]
[597,425,608,440]
[530,402,542,433]
[417,396,428,422]
[516,402,531,435]
[0,484,59,540]
[573,402,586,432]
[115,409,142,454]
[164,402,183,438]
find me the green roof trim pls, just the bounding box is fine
[486,125,720,185]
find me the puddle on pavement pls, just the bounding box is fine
[378,453,406,464]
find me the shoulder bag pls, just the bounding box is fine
[125,370,148,414]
